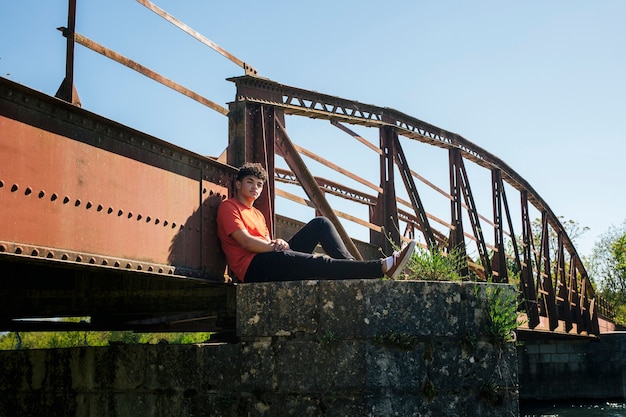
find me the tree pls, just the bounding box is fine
[588,221,626,324]
[530,216,590,257]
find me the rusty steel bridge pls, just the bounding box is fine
[0,0,615,339]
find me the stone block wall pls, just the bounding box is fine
[518,332,626,400]
[0,280,519,416]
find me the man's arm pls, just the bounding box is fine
[230,229,290,253]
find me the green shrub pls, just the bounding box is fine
[482,286,524,345]
[402,246,465,281]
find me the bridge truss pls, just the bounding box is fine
[0,0,615,338]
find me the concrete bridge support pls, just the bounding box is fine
[519,332,626,401]
[0,280,519,416]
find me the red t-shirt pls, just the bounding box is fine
[216,198,269,281]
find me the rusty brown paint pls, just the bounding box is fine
[0,77,233,281]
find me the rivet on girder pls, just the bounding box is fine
[38,191,45,198]
[51,193,58,201]
[11,184,18,192]
[25,187,32,195]
[63,196,70,204]
[62,253,69,260]
[15,247,22,254]
[0,244,6,252]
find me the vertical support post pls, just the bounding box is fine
[227,100,277,236]
[568,257,582,331]
[579,279,591,333]
[521,191,540,328]
[371,126,399,255]
[539,212,559,330]
[457,153,491,279]
[448,149,468,277]
[55,0,81,105]
[491,169,508,283]
[556,232,573,332]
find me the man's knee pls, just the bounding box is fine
[310,216,332,229]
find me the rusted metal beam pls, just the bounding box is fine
[371,127,400,255]
[539,212,559,331]
[331,120,383,155]
[293,142,382,193]
[0,257,236,333]
[457,153,492,279]
[59,28,229,115]
[55,0,81,106]
[275,168,377,206]
[392,134,437,249]
[521,191,540,328]
[227,102,277,234]
[137,0,257,76]
[569,257,583,331]
[274,119,362,260]
[448,149,469,276]
[556,232,574,333]
[491,169,508,283]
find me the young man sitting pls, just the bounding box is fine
[216,162,416,283]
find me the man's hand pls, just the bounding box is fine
[271,238,290,252]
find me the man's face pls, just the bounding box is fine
[236,175,265,201]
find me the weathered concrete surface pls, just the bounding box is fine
[519,332,626,401]
[0,280,519,416]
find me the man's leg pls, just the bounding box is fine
[244,250,383,283]
[287,217,354,259]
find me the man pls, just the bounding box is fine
[216,162,416,283]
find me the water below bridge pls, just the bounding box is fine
[520,400,626,416]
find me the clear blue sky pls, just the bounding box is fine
[2,1,625,258]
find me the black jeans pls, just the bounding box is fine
[244,217,384,282]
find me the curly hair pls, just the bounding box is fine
[236,162,267,182]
